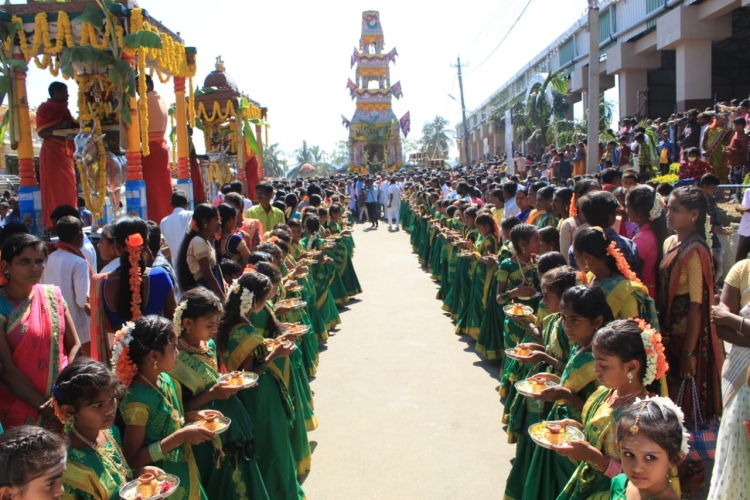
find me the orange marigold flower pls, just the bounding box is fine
[607,242,642,285]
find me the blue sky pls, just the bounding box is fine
[20,0,595,161]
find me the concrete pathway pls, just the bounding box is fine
[302,226,515,499]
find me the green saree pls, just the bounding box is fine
[170,341,269,500]
[558,387,628,500]
[328,220,362,297]
[507,347,600,500]
[496,257,541,396]
[223,323,305,500]
[450,226,479,323]
[121,374,207,500]
[456,234,499,340]
[441,218,464,313]
[279,261,319,378]
[595,276,660,330]
[300,235,341,331]
[62,427,129,500]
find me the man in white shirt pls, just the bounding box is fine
[50,204,97,270]
[160,190,193,271]
[502,183,520,220]
[43,216,91,353]
[441,179,451,199]
[386,177,402,230]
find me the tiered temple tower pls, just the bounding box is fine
[345,11,405,174]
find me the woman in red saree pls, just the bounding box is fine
[0,234,80,428]
[659,186,724,497]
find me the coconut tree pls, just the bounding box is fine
[263,143,284,178]
[419,115,454,159]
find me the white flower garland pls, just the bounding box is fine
[649,192,664,220]
[172,300,188,337]
[633,396,691,455]
[230,279,255,320]
[111,321,135,369]
[640,329,658,386]
[705,218,713,252]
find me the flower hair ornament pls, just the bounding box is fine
[576,269,589,285]
[606,241,643,285]
[111,322,138,386]
[190,219,200,233]
[50,384,73,434]
[172,299,188,336]
[705,218,713,253]
[229,279,255,320]
[126,233,144,321]
[649,192,664,221]
[630,396,690,455]
[631,318,668,386]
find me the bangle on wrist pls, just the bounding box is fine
[148,441,165,462]
[740,316,746,335]
[681,350,695,358]
[604,458,623,478]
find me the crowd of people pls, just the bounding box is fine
[0,180,362,500]
[396,156,749,499]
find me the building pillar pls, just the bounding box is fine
[123,54,147,220]
[173,76,193,209]
[618,70,649,118]
[13,55,42,236]
[675,40,712,111]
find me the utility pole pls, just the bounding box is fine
[452,56,471,166]
[587,0,600,174]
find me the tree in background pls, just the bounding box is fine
[419,115,453,159]
[263,143,285,178]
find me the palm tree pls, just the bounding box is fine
[419,115,453,159]
[263,143,284,178]
[309,145,326,164]
[519,70,570,151]
[294,140,314,167]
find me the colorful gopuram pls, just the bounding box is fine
[344,11,408,174]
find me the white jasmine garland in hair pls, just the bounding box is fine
[111,321,135,369]
[633,396,691,455]
[172,300,188,336]
[239,288,255,320]
[705,218,712,252]
[649,192,664,220]
[229,279,242,296]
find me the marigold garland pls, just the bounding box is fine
[190,219,200,233]
[569,193,577,218]
[126,233,144,320]
[577,269,589,285]
[137,47,150,157]
[632,318,669,385]
[606,241,642,285]
[111,323,138,386]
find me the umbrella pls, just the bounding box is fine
[300,163,316,173]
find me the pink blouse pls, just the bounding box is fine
[633,222,657,299]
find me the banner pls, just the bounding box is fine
[351,47,359,68]
[388,48,399,64]
[341,115,351,129]
[346,78,357,98]
[391,81,403,99]
[399,111,411,137]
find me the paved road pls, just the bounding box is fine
[302,226,514,499]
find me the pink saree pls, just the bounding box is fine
[0,284,68,427]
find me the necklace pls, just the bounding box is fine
[626,481,673,500]
[138,374,185,425]
[2,287,31,306]
[72,427,131,484]
[179,337,208,355]
[608,388,644,410]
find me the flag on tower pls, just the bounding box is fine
[351,47,359,68]
[388,48,399,64]
[341,115,351,129]
[346,79,357,98]
[391,81,403,99]
[399,111,411,137]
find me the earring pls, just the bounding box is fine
[63,415,74,435]
[627,371,633,384]
[153,360,158,370]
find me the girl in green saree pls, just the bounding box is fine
[328,204,362,297]
[504,264,577,442]
[555,319,668,500]
[507,285,612,500]
[495,224,541,392]
[573,228,660,329]
[456,212,499,339]
[169,288,270,500]
[441,206,465,314]
[317,209,349,306]
[217,272,305,500]
[120,317,212,500]
[450,205,480,323]
[55,358,164,500]
[0,425,67,500]
[300,215,341,332]
[288,218,328,343]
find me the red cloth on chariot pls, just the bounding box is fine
[141,139,173,223]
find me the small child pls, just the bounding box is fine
[53,357,161,499]
[219,259,243,283]
[169,288,270,500]
[118,316,214,500]
[0,425,66,500]
[611,397,687,499]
